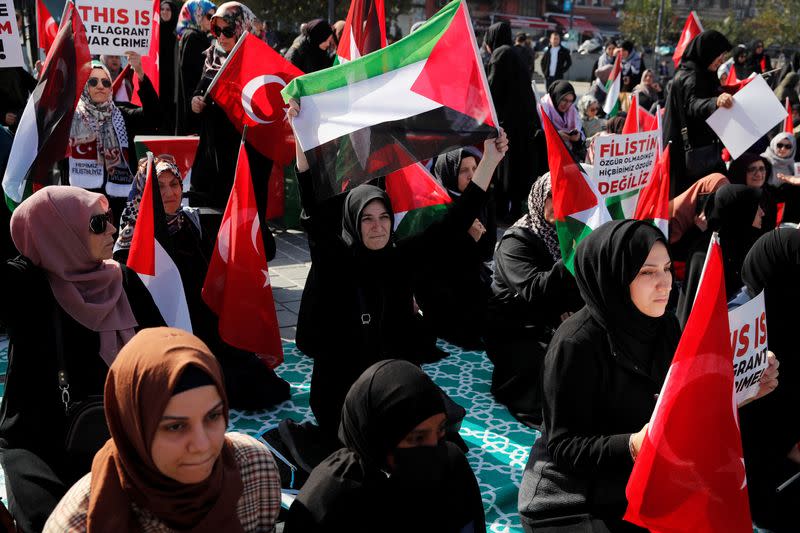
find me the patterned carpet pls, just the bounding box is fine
[0,336,537,532]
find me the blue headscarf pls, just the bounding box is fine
[175,0,215,37]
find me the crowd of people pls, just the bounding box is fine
[0,3,799,532]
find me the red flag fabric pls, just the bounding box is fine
[127,156,158,276]
[725,64,739,86]
[784,97,793,133]
[624,234,752,532]
[129,0,160,106]
[111,63,134,102]
[202,135,283,367]
[721,73,756,95]
[36,0,59,53]
[207,33,304,166]
[634,144,670,237]
[622,94,640,134]
[673,11,703,68]
[337,0,386,61]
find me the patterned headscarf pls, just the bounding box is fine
[202,2,257,80]
[175,0,216,37]
[513,173,561,261]
[114,156,185,254]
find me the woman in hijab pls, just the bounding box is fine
[632,69,662,112]
[289,100,508,436]
[730,44,748,80]
[284,359,485,533]
[745,39,771,77]
[67,59,160,221]
[676,184,767,326]
[663,30,733,195]
[175,0,215,135]
[0,187,163,532]
[159,1,179,133]
[761,132,796,186]
[44,327,282,532]
[541,81,584,156]
[285,19,335,74]
[485,20,544,220]
[113,156,289,410]
[727,152,784,225]
[485,174,583,428]
[518,220,677,532]
[412,147,495,349]
[739,229,800,532]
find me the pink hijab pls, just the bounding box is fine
[10,186,137,364]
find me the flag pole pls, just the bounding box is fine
[206,31,250,96]
[777,471,800,492]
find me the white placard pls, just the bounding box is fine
[728,290,769,406]
[0,0,25,68]
[76,0,152,56]
[707,75,787,160]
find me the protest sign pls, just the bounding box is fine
[591,129,660,219]
[707,75,786,160]
[728,290,769,405]
[0,0,25,68]
[76,0,152,55]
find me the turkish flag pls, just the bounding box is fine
[36,0,59,53]
[202,134,283,368]
[673,11,703,68]
[624,234,752,532]
[130,0,160,107]
[207,33,304,166]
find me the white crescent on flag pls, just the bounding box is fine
[242,75,288,125]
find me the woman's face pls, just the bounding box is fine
[87,68,112,104]
[736,52,746,64]
[543,194,555,224]
[457,156,478,193]
[774,138,793,158]
[557,93,575,114]
[150,385,226,485]
[158,170,183,215]
[643,71,653,85]
[213,18,236,52]
[360,199,392,250]
[745,160,767,188]
[586,102,599,119]
[160,2,172,22]
[385,412,446,469]
[605,44,616,57]
[201,9,214,32]
[87,197,115,262]
[707,52,727,72]
[629,241,672,318]
[620,48,630,60]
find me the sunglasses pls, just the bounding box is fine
[89,209,115,235]
[212,24,235,38]
[777,143,792,150]
[87,77,112,89]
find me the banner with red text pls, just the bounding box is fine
[76,0,152,55]
[728,290,769,405]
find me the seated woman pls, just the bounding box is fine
[484,174,583,427]
[726,152,780,227]
[66,57,160,221]
[289,100,508,436]
[0,187,163,532]
[540,81,585,159]
[631,69,663,112]
[740,229,800,532]
[577,94,605,140]
[518,219,776,532]
[43,327,281,532]
[759,133,800,223]
[284,360,485,533]
[114,156,290,410]
[413,147,495,349]
[676,184,767,327]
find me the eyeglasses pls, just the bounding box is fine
[87,77,112,89]
[777,143,792,150]
[746,165,767,174]
[89,209,114,234]
[212,24,235,38]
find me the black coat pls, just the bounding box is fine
[285,38,333,74]
[295,169,487,434]
[518,307,677,529]
[485,227,583,426]
[540,46,572,81]
[663,60,724,194]
[0,257,164,481]
[0,68,36,132]
[176,29,211,135]
[159,2,179,134]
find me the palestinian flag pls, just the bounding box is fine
[282,0,497,202]
[603,52,622,117]
[2,0,91,210]
[634,144,670,238]
[336,0,386,63]
[542,106,611,273]
[385,162,451,239]
[128,153,193,332]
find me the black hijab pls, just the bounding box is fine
[484,21,512,52]
[746,39,766,74]
[574,220,678,371]
[305,18,334,47]
[432,148,481,197]
[341,184,395,249]
[287,360,486,532]
[732,44,748,79]
[727,152,772,186]
[547,80,576,110]
[681,30,732,70]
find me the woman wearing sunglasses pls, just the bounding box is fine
[0,186,164,532]
[67,58,160,224]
